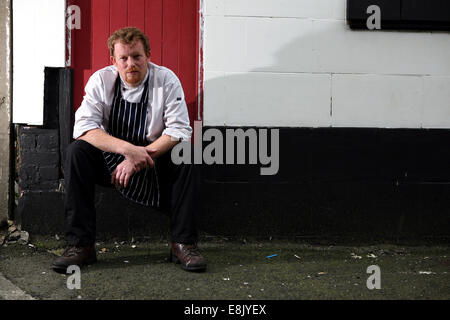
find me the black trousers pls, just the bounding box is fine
[64,139,200,246]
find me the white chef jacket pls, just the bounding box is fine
[73,62,192,143]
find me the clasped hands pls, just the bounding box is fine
[111,145,154,189]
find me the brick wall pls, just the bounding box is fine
[14,67,72,228]
[17,126,61,191]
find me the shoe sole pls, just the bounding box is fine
[169,251,206,272]
[51,257,97,273]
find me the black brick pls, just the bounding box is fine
[21,151,60,167]
[19,178,59,191]
[39,165,60,181]
[19,165,38,182]
[18,165,39,190]
[37,133,59,151]
[19,134,36,151]
[18,179,32,190]
[36,181,59,190]
[19,126,53,135]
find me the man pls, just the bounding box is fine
[51,27,206,272]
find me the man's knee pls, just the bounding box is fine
[67,139,95,156]
[65,139,100,167]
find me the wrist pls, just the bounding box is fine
[118,141,135,156]
[145,145,157,157]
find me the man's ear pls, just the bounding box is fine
[110,55,116,66]
[146,51,151,60]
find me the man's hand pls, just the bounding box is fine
[123,145,154,171]
[78,129,154,169]
[111,159,136,189]
[112,146,154,189]
[78,129,155,188]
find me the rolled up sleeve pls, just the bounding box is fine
[73,73,106,139]
[162,77,193,141]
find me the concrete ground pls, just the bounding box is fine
[0,235,448,301]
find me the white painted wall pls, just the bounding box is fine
[202,0,450,128]
[13,0,66,125]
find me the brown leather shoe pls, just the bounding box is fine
[170,243,207,272]
[51,245,97,273]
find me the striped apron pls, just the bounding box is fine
[103,75,160,207]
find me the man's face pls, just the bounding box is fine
[111,40,149,87]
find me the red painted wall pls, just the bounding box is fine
[67,0,201,126]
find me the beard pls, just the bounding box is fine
[123,67,144,86]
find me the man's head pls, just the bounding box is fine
[108,27,151,87]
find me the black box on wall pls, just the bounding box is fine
[347,0,450,31]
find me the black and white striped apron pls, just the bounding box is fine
[103,75,159,207]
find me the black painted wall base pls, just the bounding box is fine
[15,127,450,243]
[16,187,170,241]
[16,181,449,243]
[200,180,449,241]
